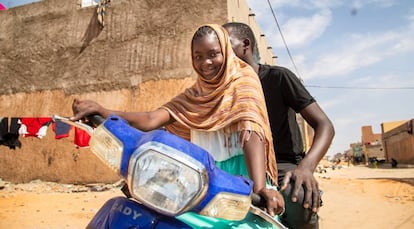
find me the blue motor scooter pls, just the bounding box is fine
[52,115,287,229]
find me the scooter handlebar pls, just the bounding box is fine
[87,115,105,127]
[250,193,288,228]
[251,193,266,208]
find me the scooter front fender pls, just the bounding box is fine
[86,196,191,229]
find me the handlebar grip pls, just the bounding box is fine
[251,193,266,208]
[87,115,105,127]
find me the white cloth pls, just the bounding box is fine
[190,129,243,162]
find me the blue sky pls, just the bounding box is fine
[0,0,40,8]
[247,0,414,156]
[2,0,413,157]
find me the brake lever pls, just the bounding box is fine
[52,115,94,135]
[250,193,288,228]
[249,205,288,229]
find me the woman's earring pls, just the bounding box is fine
[243,48,247,55]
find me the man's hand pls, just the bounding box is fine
[281,166,321,213]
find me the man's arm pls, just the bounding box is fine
[281,102,334,212]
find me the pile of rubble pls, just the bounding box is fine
[0,178,124,194]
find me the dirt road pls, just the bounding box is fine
[1,165,413,229]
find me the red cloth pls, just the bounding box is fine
[20,117,52,137]
[74,127,90,147]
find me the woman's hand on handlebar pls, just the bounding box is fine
[70,98,103,122]
[257,187,285,217]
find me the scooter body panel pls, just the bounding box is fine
[102,116,253,211]
[86,197,192,229]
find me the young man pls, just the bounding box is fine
[223,22,335,229]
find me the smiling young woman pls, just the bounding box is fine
[71,24,284,227]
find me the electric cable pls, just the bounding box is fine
[264,1,413,91]
[266,0,303,81]
[305,85,414,90]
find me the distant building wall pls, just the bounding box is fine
[347,142,365,163]
[295,114,314,152]
[381,120,407,133]
[226,0,275,65]
[382,119,414,164]
[361,125,384,163]
[363,144,384,160]
[361,126,382,144]
[350,142,363,157]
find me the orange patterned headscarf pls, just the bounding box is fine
[162,24,278,183]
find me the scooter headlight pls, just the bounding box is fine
[89,125,123,172]
[127,142,208,216]
[199,192,251,220]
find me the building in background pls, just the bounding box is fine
[361,125,384,164]
[382,119,414,164]
[349,142,364,163]
[296,114,314,153]
[345,120,414,165]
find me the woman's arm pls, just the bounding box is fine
[70,98,173,131]
[242,130,285,216]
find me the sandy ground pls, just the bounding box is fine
[0,164,413,229]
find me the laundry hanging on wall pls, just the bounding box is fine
[19,117,52,138]
[0,116,91,149]
[52,120,72,139]
[74,127,91,148]
[0,117,22,150]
